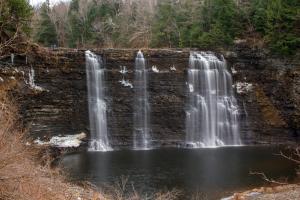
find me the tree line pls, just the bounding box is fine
[1,0,299,55]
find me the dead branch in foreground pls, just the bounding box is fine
[277,149,300,165]
[249,171,288,185]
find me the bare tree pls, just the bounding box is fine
[49,2,70,47]
[0,0,32,56]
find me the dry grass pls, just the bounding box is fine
[0,91,99,200]
[0,91,181,200]
[97,176,182,200]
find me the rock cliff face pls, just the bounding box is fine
[225,44,300,144]
[0,45,299,148]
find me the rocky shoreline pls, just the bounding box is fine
[222,184,300,200]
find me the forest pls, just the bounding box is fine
[1,0,299,55]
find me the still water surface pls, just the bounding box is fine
[61,146,297,199]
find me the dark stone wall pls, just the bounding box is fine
[225,44,300,144]
[0,46,299,148]
[99,49,190,148]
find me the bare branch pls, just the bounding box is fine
[276,151,300,165]
[249,171,288,185]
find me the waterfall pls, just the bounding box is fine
[85,51,112,152]
[133,50,151,149]
[11,54,14,65]
[26,66,45,92]
[185,52,241,148]
[28,66,35,87]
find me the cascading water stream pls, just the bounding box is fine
[133,50,151,150]
[186,52,241,148]
[28,66,36,87]
[85,50,112,152]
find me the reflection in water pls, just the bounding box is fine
[61,146,297,199]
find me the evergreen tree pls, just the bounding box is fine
[151,0,182,47]
[196,0,241,48]
[94,0,120,46]
[67,0,119,47]
[67,0,81,47]
[28,0,299,55]
[151,0,241,48]
[251,0,300,55]
[35,0,58,46]
[0,0,32,46]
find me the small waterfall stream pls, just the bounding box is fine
[133,50,151,149]
[186,52,241,148]
[28,66,36,87]
[85,51,112,151]
[11,53,14,65]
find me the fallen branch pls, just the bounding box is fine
[249,171,288,185]
[0,26,20,53]
[276,151,300,165]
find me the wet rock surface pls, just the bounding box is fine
[225,45,300,144]
[0,46,299,148]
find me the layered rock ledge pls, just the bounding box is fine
[0,45,299,148]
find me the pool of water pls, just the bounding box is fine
[60,146,298,199]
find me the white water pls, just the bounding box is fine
[133,50,151,149]
[85,51,112,152]
[26,66,45,91]
[28,66,35,87]
[34,133,86,148]
[119,78,133,88]
[119,66,128,74]
[170,65,176,71]
[152,65,159,73]
[119,65,133,88]
[186,52,241,148]
[11,54,14,65]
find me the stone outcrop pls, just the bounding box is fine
[0,45,299,148]
[225,43,300,144]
